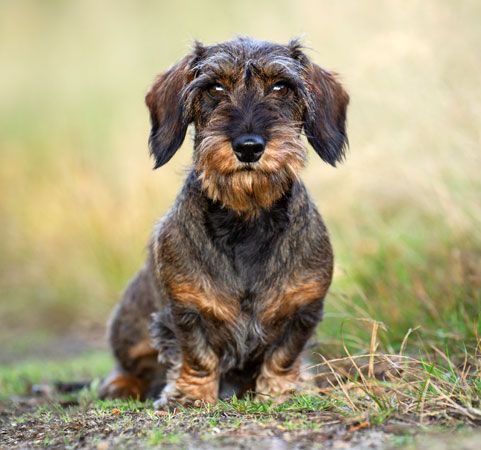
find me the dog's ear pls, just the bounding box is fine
[145,50,200,168]
[303,63,349,166]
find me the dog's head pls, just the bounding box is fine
[146,38,349,214]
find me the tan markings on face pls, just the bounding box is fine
[259,127,306,175]
[260,275,328,325]
[197,137,238,175]
[196,126,306,216]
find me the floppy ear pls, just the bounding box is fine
[145,54,195,168]
[303,63,349,166]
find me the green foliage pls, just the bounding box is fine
[148,430,184,446]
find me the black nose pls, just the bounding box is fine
[232,134,265,163]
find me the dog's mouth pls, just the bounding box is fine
[236,162,256,171]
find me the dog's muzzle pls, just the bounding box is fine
[232,134,265,163]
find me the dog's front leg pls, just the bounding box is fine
[154,307,219,409]
[256,300,324,402]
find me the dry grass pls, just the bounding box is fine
[1,342,480,448]
[309,323,481,427]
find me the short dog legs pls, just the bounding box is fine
[256,301,324,401]
[155,357,219,409]
[154,308,220,409]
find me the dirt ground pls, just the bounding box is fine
[1,341,480,449]
[0,397,398,449]
[2,394,480,450]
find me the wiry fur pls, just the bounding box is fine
[99,37,349,408]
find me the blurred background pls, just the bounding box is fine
[1,0,480,362]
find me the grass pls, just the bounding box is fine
[0,351,111,399]
[1,0,481,448]
[1,347,480,447]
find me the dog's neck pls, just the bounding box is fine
[178,171,310,284]
[182,170,310,227]
[194,167,296,219]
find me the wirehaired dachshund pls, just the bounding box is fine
[99,37,349,408]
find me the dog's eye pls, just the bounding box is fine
[207,83,226,98]
[271,82,289,96]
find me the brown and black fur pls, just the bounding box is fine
[99,37,349,408]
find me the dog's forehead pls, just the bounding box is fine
[196,39,301,79]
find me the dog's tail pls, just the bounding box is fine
[31,380,92,396]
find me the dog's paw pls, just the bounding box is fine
[254,373,298,404]
[254,390,295,404]
[254,386,296,404]
[154,382,179,410]
[98,370,145,400]
[153,383,207,410]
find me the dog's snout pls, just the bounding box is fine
[232,134,265,163]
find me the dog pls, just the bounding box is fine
[99,37,349,408]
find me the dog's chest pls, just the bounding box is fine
[205,197,290,285]
[222,295,267,368]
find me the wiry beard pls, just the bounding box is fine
[194,126,306,216]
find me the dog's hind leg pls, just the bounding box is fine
[99,266,165,400]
